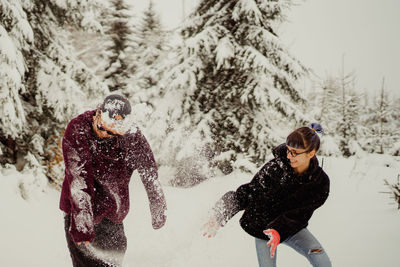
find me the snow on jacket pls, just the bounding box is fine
[59,110,167,243]
[213,143,330,242]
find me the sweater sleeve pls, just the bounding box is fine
[235,161,273,209]
[266,177,330,242]
[62,121,95,242]
[213,162,272,226]
[133,130,167,229]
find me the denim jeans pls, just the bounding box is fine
[255,228,332,267]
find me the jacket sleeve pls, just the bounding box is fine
[266,176,330,242]
[213,162,273,226]
[62,121,95,242]
[133,130,167,229]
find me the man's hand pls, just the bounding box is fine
[201,216,220,238]
[76,241,90,246]
[264,229,280,258]
[152,210,167,229]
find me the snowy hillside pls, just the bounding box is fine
[1,154,399,267]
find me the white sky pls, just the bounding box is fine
[130,0,400,97]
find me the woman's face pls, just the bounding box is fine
[286,145,316,170]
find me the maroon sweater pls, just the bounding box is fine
[60,110,167,242]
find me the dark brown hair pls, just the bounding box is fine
[286,127,321,152]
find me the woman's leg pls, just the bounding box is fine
[283,228,332,267]
[255,237,277,267]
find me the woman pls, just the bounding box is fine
[202,124,332,267]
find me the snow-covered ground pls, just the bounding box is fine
[1,155,399,267]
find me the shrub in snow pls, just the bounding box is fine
[172,155,212,188]
[43,131,65,189]
[319,135,341,157]
[383,174,400,210]
[19,153,49,200]
[389,142,400,157]
[348,140,367,158]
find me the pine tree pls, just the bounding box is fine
[127,0,169,104]
[389,96,400,156]
[0,0,107,187]
[103,0,135,92]
[307,77,341,156]
[375,78,391,154]
[362,78,399,154]
[313,77,341,133]
[161,0,309,173]
[336,68,362,156]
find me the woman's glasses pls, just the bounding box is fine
[286,147,308,157]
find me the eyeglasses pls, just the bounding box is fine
[97,124,119,136]
[286,147,309,157]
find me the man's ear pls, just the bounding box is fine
[308,149,316,158]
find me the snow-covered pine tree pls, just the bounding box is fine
[307,77,341,156]
[313,77,341,133]
[389,96,400,156]
[127,0,170,104]
[335,69,362,156]
[161,0,309,174]
[0,0,107,188]
[0,0,30,165]
[68,0,112,80]
[103,0,135,93]
[361,78,399,154]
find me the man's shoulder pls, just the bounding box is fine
[123,125,142,140]
[71,110,95,123]
[64,110,95,138]
[67,110,94,127]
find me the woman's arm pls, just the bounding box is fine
[204,160,274,235]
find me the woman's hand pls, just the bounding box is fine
[201,216,220,238]
[264,229,280,258]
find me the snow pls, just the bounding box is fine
[101,110,138,135]
[232,0,263,24]
[215,36,235,69]
[1,154,399,267]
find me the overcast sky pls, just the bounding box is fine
[130,0,400,97]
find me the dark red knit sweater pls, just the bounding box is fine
[60,110,167,242]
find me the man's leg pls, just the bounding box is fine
[283,228,332,267]
[255,237,277,267]
[64,214,105,267]
[90,217,127,265]
[64,215,127,267]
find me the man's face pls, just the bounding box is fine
[93,112,125,139]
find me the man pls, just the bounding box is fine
[60,94,167,266]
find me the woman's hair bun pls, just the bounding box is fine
[310,123,324,135]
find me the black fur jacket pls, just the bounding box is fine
[213,143,330,242]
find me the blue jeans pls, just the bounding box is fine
[255,228,332,267]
